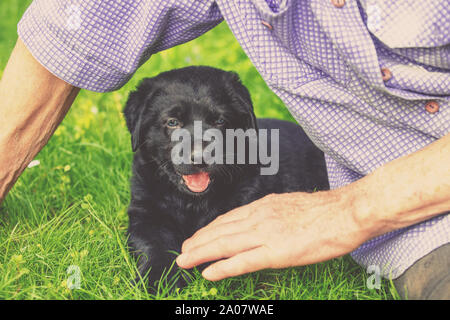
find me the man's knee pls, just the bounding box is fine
[393,243,450,300]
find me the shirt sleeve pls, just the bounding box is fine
[17,0,223,92]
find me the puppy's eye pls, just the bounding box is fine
[166,118,180,128]
[214,118,225,126]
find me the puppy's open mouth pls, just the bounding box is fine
[181,172,211,193]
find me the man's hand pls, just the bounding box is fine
[176,190,370,281]
[177,132,450,281]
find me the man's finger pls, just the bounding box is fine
[201,246,272,281]
[207,205,251,227]
[181,216,254,253]
[177,232,261,269]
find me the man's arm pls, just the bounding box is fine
[177,132,450,281]
[350,132,450,234]
[0,39,79,203]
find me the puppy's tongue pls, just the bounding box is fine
[182,172,210,193]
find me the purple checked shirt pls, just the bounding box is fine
[18,0,449,279]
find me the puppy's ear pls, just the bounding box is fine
[225,72,258,131]
[123,79,156,152]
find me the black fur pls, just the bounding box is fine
[123,66,329,289]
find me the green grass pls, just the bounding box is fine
[0,0,397,300]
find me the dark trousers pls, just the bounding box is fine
[393,243,450,299]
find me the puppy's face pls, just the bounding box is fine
[124,67,257,196]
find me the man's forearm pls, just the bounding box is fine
[347,132,450,239]
[0,39,79,203]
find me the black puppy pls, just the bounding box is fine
[123,66,329,288]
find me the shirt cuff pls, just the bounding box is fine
[17,2,131,92]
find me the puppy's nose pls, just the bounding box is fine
[190,148,203,165]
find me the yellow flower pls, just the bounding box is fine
[80,250,88,259]
[11,254,24,265]
[209,288,218,296]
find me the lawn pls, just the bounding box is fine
[0,0,397,300]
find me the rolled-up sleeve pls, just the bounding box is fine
[17,0,223,92]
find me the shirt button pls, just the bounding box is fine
[381,67,392,81]
[261,20,273,30]
[425,101,440,114]
[331,0,346,8]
